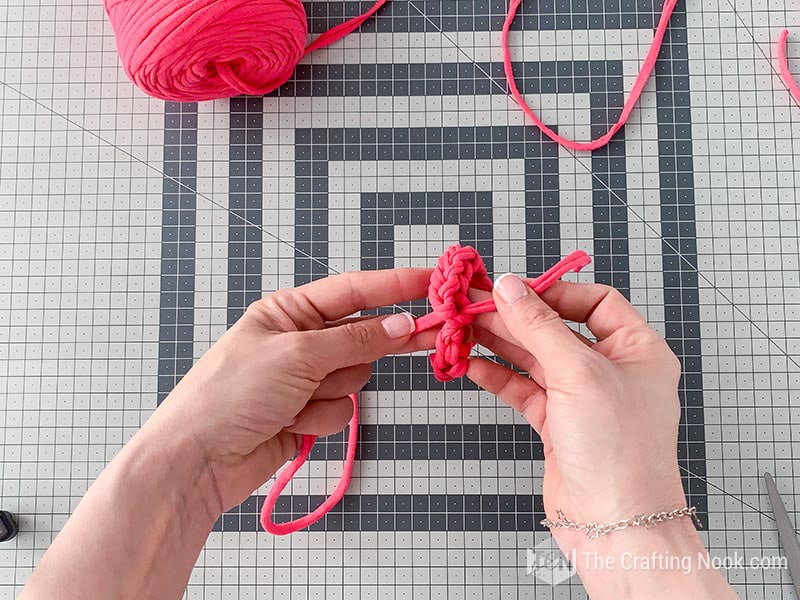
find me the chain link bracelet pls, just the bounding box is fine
[541,506,702,541]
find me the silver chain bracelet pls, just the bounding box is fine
[541,506,702,541]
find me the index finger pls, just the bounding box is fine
[278,268,433,323]
[472,280,647,343]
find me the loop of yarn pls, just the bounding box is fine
[501,0,678,151]
[777,30,800,106]
[104,0,386,101]
[261,393,358,535]
[260,245,590,535]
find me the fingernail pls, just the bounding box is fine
[494,273,529,305]
[381,312,416,338]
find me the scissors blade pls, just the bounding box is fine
[765,472,800,595]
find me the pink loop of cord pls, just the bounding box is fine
[261,246,590,534]
[777,29,800,106]
[501,0,679,152]
[261,393,358,535]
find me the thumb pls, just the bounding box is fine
[301,312,417,372]
[493,273,590,372]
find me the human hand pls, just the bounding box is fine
[467,276,688,552]
[20,268,439,600]
[147,269,435,518]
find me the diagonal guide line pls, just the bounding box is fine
[406,0,509,96]
[3,48,792,371]
[0,77,754,516]
[404,1,800,370]
[0,83,345,277]
[723,0,800,109]
[678,465,799,532]
[0,76,786,511]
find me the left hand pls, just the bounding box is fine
[147,268,435,517]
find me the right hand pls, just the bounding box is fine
[467,274,689,554]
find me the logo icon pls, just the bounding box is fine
[526,537,577,586]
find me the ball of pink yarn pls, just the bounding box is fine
[104,0,309,101]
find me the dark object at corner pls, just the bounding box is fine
[0,511,17,542]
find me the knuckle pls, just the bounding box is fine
[605,286,627,305]
[264,290,298,317]
[619,323,662,349]
[668,394,682,424]
[515,300,562,333]
[343,321,377,348]
[244,296,269,320]
[246,291,289,325]
[665,349,683,381]
[633,330,682,382]
[590,282,615,297]
[263,289,293,309]
[544,349,609,388]
[246,290,320,332]
[279,333,326,378]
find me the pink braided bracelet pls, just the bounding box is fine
[261,245,590,534]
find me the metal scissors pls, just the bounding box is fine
[764,472,800,595]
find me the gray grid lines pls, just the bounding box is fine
[1,0,800,597]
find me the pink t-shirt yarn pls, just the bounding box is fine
[104,0,686,151]
[777,30,800,106]
[103,0,387,102]
[261,244,591,534]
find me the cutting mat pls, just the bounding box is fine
[1,0,800,597]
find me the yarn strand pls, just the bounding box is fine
[261,245,591,534]
[501,0,678,151]
[108,0,679,147]
[261,393,359,535]
[304,0,388,55]
[419,246,590,381]
[414,250,591,333]
[777,30,800,106]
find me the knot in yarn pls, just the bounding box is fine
[104,0,386,102]
[427,245,493,382]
